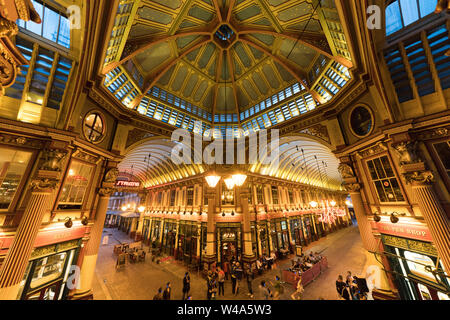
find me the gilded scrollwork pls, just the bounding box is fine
[30,178,59,192]
[403,170,435,185]
[98,187,116,197]
[343,183,361,192]
[104,168,119,183]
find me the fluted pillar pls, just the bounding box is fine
[203,187,216,270]
[71,187,114,300]
[346,184,378,252]
[240,188,256,269]
[0,179,58,300]
[407,172,450,273]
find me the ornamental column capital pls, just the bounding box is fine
[343,183,361,193]
[30,178,59,192]
[403,170,435,186]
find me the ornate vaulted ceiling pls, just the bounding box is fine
[103,0,353,129]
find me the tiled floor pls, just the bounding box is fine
[92,224,367,300]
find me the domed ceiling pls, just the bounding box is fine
[103,0,353,125]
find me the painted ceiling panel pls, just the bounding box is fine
[216,85,236,113]
[136,42,172,73]
[277,2,312,22]
[129,24,162,38]
[189,5,214,22]
[157,65,175,86]
[171,65,188,91]
[183,73,199,97]
[262,64,280,89]
[242,78,259,100]
[252,71,269,95]
[149,0,182,10]
[198,43,216,69]
[194,80,209,102]
[235,4,262,21]
[138,7,173,25]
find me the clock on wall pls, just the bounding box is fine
[349,105,374,137]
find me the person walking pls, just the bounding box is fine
[291,273,304,300]
[231,263,237,295]
[153,287,163,300]
[271,276,284,300]
[245,266,254,298]
[234,262,243,296]
[336,275,350,300]
[217,267,225,296]
[258,280,272,300]
[182,272,191,300]
[206,271,217,300]
[163,282,172,300]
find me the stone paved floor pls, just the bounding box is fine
[92,224,366,300]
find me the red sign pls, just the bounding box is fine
[371,221,433,242]
[116,180,140,187]
[0,225,89,254]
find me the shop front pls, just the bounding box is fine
[161,219,177,256]
[373,221,450,300]
[17,239,81,300]
[142,218,151,245]
[177,221,198,265]
[257,222,271,257]
[301,215,316,245]
[382,234,449,300]
[216,223,242,264]
[289,216,306,247]
[150,218,162,245]
[270,218,290,253]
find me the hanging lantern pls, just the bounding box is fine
[231,174,247,187]
[224,177,235,190]
[205,174,221,188]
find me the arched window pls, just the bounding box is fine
[386,0,437,36]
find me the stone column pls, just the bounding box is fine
[405,171,450,273]
[0,178,58,300]
[174,220,180,259]
[346,183,378,252]
[71,187,114,300]
[203,187,216,270]
[240,187,256,269]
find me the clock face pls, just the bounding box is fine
[350,106,373,137]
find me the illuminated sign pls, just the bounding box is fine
[115,181,140,187]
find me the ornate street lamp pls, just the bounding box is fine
[205,174,221,188]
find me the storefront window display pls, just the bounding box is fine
[0,148,33,210]
[270,219,289,252]
[383,235,449,300]
[161,220,177,255]
[178,222,198,264]
[217,224,241,263]
[17,241,80,300]
[258,223,270,256]
[58,160,94,210]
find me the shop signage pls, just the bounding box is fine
[0,226,88,253]
[382,235,438,257]
[372,221,432,242]
[222,233,236,240]
[116,180,140,187]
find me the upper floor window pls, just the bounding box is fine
[367,156,405,203]
[386,0,437,36]
[256,185,264,204]
[17,0,71,49]
[186,187,194,206]
[271,186,279,205]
